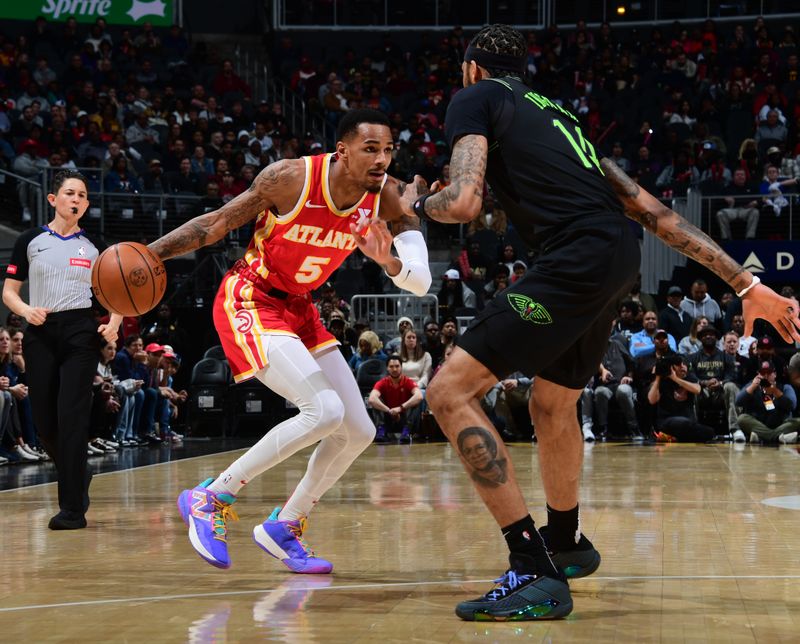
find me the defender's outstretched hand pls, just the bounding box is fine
[742,283,800,343]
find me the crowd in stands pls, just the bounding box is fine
[2,262,799,463]
[276,16,800,240]
[579,278,800,443]
[0,16,324,225]
[0,303,192,466]
[313,277,800,445]
[2,16,800,459]
[1,16,800,241]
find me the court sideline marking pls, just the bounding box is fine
[0,447,248,494]
[3,575,800,613]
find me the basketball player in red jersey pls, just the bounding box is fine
[149,109,430,572]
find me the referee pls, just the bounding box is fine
[2,170,121,530]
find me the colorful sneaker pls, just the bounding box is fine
[539,525,601,579]
[654,431,676,443]
[177,478,238,569]
[398,426,411,444]
[374,425,389,443]
[252,507,333,574]
[455,564,572,621]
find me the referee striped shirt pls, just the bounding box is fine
[5,226,104,313]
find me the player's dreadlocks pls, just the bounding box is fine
[469,24,526,77]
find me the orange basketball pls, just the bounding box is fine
[91,242,167,317]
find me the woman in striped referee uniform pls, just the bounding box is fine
[2,170,121,530]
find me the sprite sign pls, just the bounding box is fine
[1,1,174,26]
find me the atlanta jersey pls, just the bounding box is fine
[241,152,386,294]
[214,153,387,382]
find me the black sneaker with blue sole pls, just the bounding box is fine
[455,569,573,621]
[539,525,601,579]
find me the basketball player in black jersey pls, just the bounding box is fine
[414,24,800,621]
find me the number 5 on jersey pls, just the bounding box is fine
[552,119,603,174]
[295,255,331,284]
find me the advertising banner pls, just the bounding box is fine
[723,241,800,282]
[0,1,174,26]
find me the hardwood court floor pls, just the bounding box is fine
[2,441,799,642]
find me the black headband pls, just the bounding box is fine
[464,44,526,74]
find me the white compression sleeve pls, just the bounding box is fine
[386,229,431,297]
[207,335,344,497]
[280,347,376,520]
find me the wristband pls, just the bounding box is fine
[736,275,761,298]
[413,193,431,220]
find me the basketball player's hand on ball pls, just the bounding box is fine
[24,306,49,325]
[742,283,800,343]
[97,313,122,343]
[97,323,118,343]
[350,218,393,266]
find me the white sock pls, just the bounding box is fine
[208,461,250,497]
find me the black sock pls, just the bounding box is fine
[501,514,560,578]
[546,504,580,551]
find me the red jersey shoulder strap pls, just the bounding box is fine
[272,156,314,222]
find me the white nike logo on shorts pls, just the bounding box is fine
[305,200,327,209]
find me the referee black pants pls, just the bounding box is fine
[25,309,99,515]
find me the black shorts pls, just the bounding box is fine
[458,217,640,389]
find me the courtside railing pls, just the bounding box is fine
[0,165,211,243]
[696,190,798,242]
[350,294,439,340]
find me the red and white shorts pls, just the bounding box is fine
[213,271,338,382]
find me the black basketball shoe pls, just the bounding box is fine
[455,558,572,621]
[539,525,601,579]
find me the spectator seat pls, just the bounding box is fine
[186,357,231,436]
[356,358,387,398]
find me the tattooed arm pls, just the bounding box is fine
[601,158,800,342]
[601,158,751,292]
[419,134,487,224]
[148,160,301,261]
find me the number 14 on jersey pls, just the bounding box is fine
[552,119,604,175]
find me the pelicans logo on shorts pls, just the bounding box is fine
[234,309,255,334]
[507,293,553,325]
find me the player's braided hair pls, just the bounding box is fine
[469,24,526,77]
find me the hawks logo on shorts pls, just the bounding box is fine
[214,153,388,382]
[234,309,254,334]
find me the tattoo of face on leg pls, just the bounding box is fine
[456,426,508,488]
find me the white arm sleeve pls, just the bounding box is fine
[386,229,431,297]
